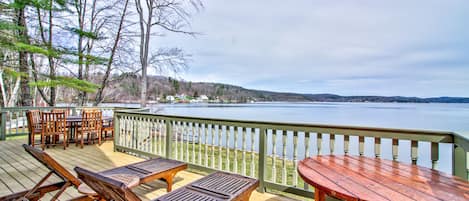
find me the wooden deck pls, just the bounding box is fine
[0,139,297,201]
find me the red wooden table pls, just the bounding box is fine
[298,155,469,201]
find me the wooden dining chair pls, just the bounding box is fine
[41,111,68,150]
[101,119,114,141]
[26,110,42,147]
[76,110,102,148]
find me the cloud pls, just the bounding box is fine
[155,0,469,97]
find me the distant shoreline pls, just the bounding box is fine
[94,100,469,105]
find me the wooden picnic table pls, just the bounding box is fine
[298,155,469,201]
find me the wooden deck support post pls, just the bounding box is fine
[454,134,469,180]
[113,111,120,152]
[258,127,267,193]
[0,111,6,141]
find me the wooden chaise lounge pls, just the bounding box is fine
[0,145,187,201]
[75,167,260,201]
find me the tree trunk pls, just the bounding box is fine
[48,0,56,106]
[16,4,32,106]
[136,0,152,108]
[94,0,130,106]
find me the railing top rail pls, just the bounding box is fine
[114,109,459,143]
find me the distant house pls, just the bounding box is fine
[199,95,209,102]
[166,95,175,102]
[176,94,187,100]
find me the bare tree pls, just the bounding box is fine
[134,0,202,107]
[94,0,131,105]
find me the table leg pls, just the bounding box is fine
[315,188,326,201]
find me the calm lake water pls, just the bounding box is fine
[104,102,469,174]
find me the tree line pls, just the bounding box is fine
[0,0,202,107]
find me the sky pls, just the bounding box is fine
[155,0,469,97]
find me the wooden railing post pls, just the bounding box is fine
[165,119,172,159]
[0,111,6,141]
[258,127,267,193]
[453,134,469,180]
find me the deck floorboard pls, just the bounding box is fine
[0,139,297,201]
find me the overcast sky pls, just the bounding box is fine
[156,0,469,97]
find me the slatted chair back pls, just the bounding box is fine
[23,144,82,187]
[75,167,142,201]
[81,110,102,133]
[26,110,41,131]
[26,110,41,146]
[41,111,67,136]
[51,108,70,117]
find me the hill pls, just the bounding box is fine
[72,74,469,103]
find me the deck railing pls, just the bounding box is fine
[1,106,467,198]
[113,109,469,198]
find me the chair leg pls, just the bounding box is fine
[81,134,84,149]
[31,133,35,147]
[41,135,46,151]
[63,134,67,150]
[98,132,101,145]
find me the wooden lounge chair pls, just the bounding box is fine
[75,168,259,201]
[0,144,95,201]
[0,144,188,201]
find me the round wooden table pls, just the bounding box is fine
[298,155,469,201]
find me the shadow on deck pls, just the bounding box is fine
[0,139,297,201]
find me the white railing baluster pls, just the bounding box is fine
[250,128,255,177]
[330,133,335,154]
[192,123,196,163]
[272,130,277,183]
[130,116,134,149]
[198,123,202,165]
[317,133,322,155]
[180,121,184,161]
[226,126,231,171]
[204,124,209,167]
[359,136,365,156]
[162,120,166,156]
[158,119,162,155]
[282,131,287,185]
[185,122,190,162]
[304,132,310,189]
[411,140,418,165]
[174,121,178,160]
[242,127,247,175]
[431,142,439,169]
[218,125,223,170]
[293,131,298,187]
[392,139,399,161]
[375,137,381,158]
[234,127,239,173]
[344,135,350,155]
[211,125,216,169]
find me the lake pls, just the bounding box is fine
[103,102,469,174]
[105,102,469,132]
